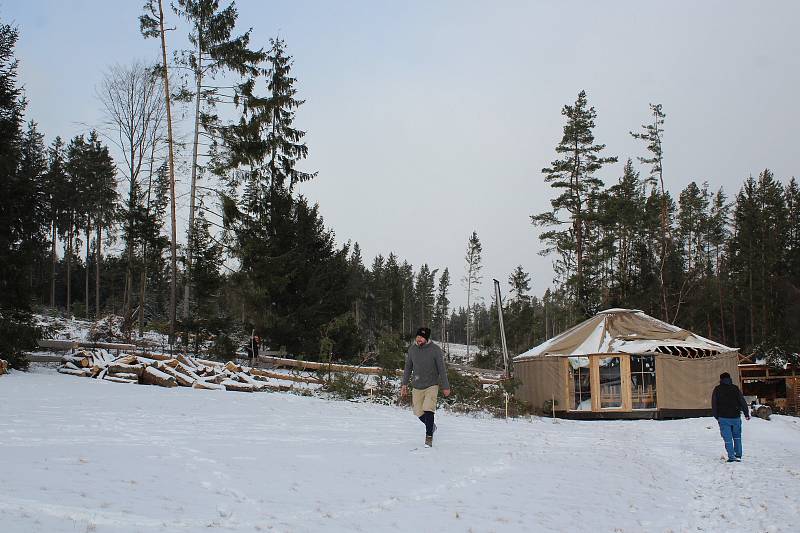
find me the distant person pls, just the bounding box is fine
[245,335,260,365]
[711,372,751,462]
[400,327,450,448]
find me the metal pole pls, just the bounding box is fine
[493,279,510,377]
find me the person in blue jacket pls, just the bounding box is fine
[711,372,751,462]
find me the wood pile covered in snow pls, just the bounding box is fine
[55,349,311,393]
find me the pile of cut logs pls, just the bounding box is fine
[57,349,322,393]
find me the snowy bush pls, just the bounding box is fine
[375,332,405,369]
[323,372,367,400]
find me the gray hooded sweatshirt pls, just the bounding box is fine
[402,341,450,390]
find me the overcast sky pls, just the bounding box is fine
[4,1,799,307]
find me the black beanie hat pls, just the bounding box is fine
[415,327,431,341]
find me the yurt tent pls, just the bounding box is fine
[513,308,739,419]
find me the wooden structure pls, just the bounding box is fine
[514,309,739,419]
[738,355,799,415]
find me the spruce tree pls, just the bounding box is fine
[0,21,43,368]
[218,37,352,355]
[433,268,451,343]
[43,137,67,308]
[415,264,437,327]
[83,130,117,317]
[631,103,670,319]
[508,265,531,301]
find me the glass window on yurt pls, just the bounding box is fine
[599,357,622,409]
[568,357,591,410]
[630,355,657,409]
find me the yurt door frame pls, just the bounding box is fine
[566,353,633,412]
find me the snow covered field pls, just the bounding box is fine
[1,368,799,533]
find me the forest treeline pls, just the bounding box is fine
[1,5,798,371]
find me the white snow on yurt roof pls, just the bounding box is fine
[514,308,736,361]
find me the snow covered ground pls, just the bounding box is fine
[1,368,799,533]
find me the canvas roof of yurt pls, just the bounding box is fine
[514,308,736,362]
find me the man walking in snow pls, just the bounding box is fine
[711,372,750,462]
[400,327,450,447]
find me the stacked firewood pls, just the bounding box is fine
[56,350,321,393]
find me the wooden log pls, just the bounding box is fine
[77,341,138,351]
[222,379,254,393]
[38,339,79,350]
[24,354,63,363]
[96,368,108,380]
[192,379,225,391]
[103,375,138,384]
[113,355,139,366]
[58,367,91,377]
[201,372,226,384]
[141,366,177,388]
[257,355,402,376]
[64,361,81,371]
[234,372,269,390]
[194,357,224,368]
[107,363,146,378]
[224,361,243,373]
[176,363,201,381]
[250,368,324,385]
[157,363,195,387]
[107,372,139,381]
[134,351,173,362]
[177,354,199,369]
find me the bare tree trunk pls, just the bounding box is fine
[95,226,101,317]
[716,246,726,344]
[66,220,72,315]
[184,51,203,323]
[139,270,147,337]
[85,224,91,317]
[156,0,179,344]
[50,223,56,308]
[466,277,471,360]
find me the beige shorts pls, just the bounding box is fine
[411,385,439,417]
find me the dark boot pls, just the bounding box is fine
[425,435,433,447]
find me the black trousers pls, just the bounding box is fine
[418,411,435,436]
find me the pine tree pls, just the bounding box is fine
[174,0,265,323]
[463,231,482,359]
[532,90,617,315]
